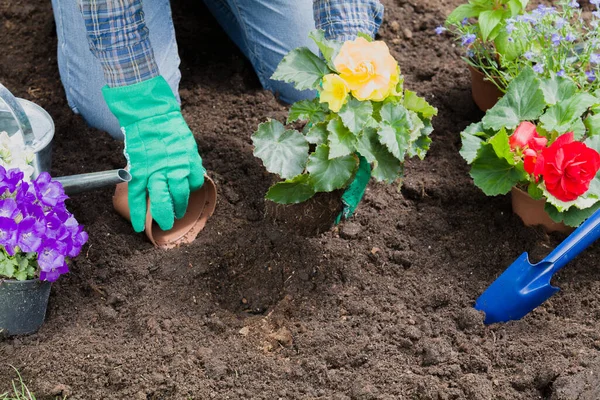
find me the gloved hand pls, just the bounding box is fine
[102,76,205,232]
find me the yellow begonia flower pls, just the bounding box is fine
[320,73,350,112]
[333,37,400,102]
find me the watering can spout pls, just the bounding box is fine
[55,169,132,196]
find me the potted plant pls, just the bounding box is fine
[252,30,437,233]
[0,137,88,336]
[437,0,529,110]
[460,66,600,232]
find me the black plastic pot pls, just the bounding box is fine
[0,279,51,336]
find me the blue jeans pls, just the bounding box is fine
[50,0,317,139]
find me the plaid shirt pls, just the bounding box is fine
[79,0,384,87]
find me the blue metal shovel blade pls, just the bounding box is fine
[474,253,559,324]
[475,208,600,324]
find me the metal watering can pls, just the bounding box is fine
[0,83,130,194]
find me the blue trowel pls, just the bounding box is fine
[475,209,600,324]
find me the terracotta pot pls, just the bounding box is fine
[510,187,574,234]
[113,176,217,249]
[468,65,504,112]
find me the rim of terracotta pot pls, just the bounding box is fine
[113,176,217,249]
[468,64,505,112]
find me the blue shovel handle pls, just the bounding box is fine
[544,208,600,274]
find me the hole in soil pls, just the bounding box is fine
[149,222,325,315]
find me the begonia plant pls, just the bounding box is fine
[251,30,437,204]
[460,66,600,226]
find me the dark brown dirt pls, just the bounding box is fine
[2,0,600,399]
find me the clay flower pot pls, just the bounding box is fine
[511,187,574,234]
[468,65,504,112]
[0,279,52,336]
[113,176,217,249]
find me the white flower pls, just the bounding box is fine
[0,131,35,180]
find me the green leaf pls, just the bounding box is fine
[479,9,504,41]
[357,32,373,41]
[482,67,546,131]
[252,120,309,179]
[357,128,403,183]
[408,132,432,160]
[460,122,489,164]
[403,90,437,119]
[377,103,413,161]
[545,201,600,227]
[585,134,600,153]
[327,118,358,158]
[0,258,16,279]
[539,93,597,134]
[266,174,316,204]
[507,0,524,16]
[470,143,527,195]
[305,122,329,145]
[287,99,329,124]
[338,98,375,134]
[308,29,342,67]
[488,128,515,165]
[568,118,587,141]
[541,184,600,213]
[528,182,543,200]
[446,4,480,24]
[306,145,358,192]
[585,113,600,137]
[271,47,331,91]
[494,31,524,62]
[538,76,577,106]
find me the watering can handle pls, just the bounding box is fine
[0,83,36,146]
[545,208,600,273]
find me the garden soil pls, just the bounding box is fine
[2,0,600,399]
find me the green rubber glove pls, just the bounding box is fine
[102,76,206,232]
[335,155,371,224]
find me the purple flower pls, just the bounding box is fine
[534,5,556,17]
[594,10,600,19]
[591,54,600,64]
[0,198,19,219]
[592,0,600,6]
[569,0,579,7]
[551,33,562,46]
[461,18,469,26]
[506,23,516,34]
[587,71,596,82]
[517,15,538,24]
[0,217,17,255]
[43,212,69,242]
[16,217,45,253]
[524,51,535,60]
[2,169,24,193]
[435,26,446,35]
[38,244,68,282]
[556,69,566,78]
[565,33,576,42]
[33,172,67,207]
[555,18,566,29]
[461,33,476,46]
[533,63,545,74]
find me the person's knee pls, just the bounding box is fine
[265,80,316,104]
